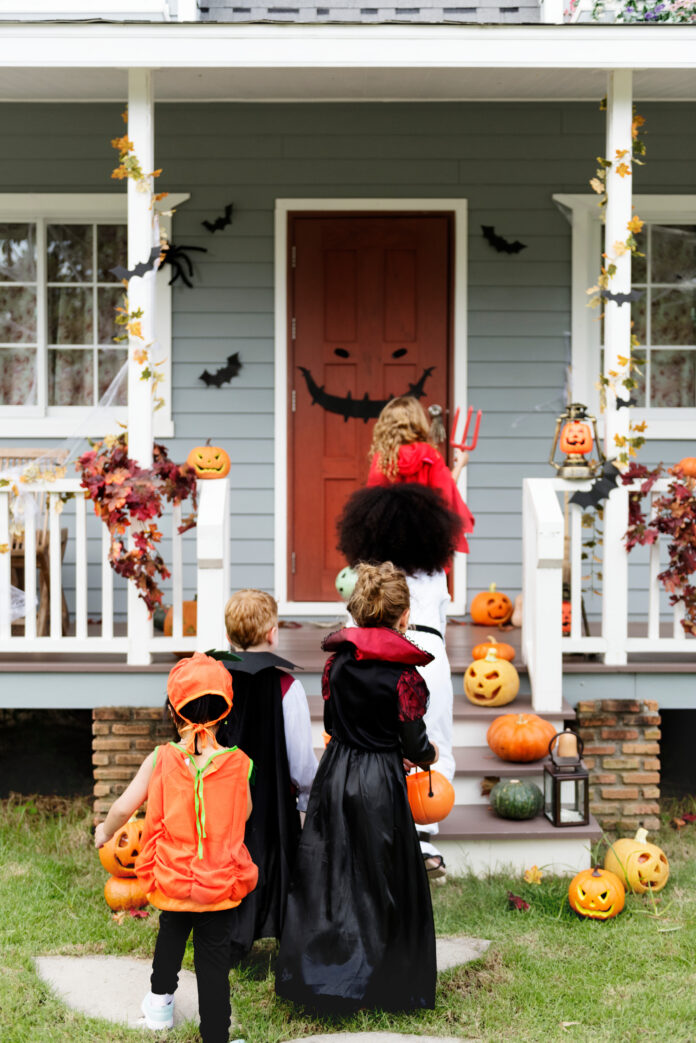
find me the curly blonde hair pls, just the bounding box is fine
[347,561,410,629]
[369,396,435,480]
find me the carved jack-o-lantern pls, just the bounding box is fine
[469,583,513,626]
[464,648,519,707]
[186,443,231,480]
[568,866,625,920]
[561,599,572,636]
[559,420,593,456]
[604,828,670,894]
[98,819,144,879]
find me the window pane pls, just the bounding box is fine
[98,348,127,404]
[47,224,93,283]
[0,223,36,283]
[651,225,696,284]
[631,294,646,344]
[651,287,696,346]
[97,286,123,344]
[0,284,37,342]
[631,349,646,407]
[0,347,37,405]
[651,350,696,408]
[48,348,93,406]
[48,287,93,344]
[97,225,128,282]
[631,226,647,284]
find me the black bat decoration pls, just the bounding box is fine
[599,288,644,306]
[481,225,527,255]
[199,353,242,387]
[109,246,162,282]
[298,365,434,422]
[616,395,638,410]
[569,461,622,510]
[202,203,234,234]
[159,243,208,287]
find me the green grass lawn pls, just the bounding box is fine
[2,795,696,1043]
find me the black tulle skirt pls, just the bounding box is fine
[275,738,436,1013]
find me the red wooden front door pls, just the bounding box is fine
[288,213,453,602]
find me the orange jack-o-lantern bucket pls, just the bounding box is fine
[406,768,455,825]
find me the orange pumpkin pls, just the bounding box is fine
[406,768,455,825]
[163,600,197,637]
[673,457,696,478]
[486,713,557,763]
[472,634,515,662]
[568,866,625,920]
[186,443,231,480]
[470,584,513,626]
[104,874,149,911]
[464,649,519,707]
[559,420,593,456]
[98,819,143,879]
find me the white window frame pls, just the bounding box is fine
[553,193,696,440]
[274,197,468,616]
[0,193,189,439]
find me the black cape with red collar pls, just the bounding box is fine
[213,650,301,955]
[276,626,436,1013]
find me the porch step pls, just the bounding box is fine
[436,804,602,876]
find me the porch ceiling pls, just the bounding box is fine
[1,64,696,102]
[0,23,694,102]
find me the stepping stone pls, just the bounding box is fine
[35,955,200,1030]
[436,934,490,971]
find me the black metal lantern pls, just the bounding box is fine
[549,402,605,479]
[543,729,590,828]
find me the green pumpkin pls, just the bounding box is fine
[490,778,543,821]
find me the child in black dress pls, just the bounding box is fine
[275,562,439,1013]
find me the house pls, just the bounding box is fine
[0,1,694,871]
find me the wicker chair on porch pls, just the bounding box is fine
[0,448,71,636]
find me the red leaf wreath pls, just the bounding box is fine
[77,434,197,615]
[622,461,696,635]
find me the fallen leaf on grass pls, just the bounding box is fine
[524,865,543,885]
[507,891,530,911]
[671,817,687,830]
[561,1022,581,1031]
[128,908,149,918]
[681,812,696,822]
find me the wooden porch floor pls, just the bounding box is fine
[1,619,695,672]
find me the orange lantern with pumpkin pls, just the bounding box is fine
[549,402,604,479]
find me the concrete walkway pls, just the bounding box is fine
[35,934,489,1038]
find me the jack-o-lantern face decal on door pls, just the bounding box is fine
[290,212,453,601]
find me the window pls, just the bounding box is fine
[0,194,182,439]
[553,194,696,439]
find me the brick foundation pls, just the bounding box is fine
[92,707,174,815]
[575,699,661,833]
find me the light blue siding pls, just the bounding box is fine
[0,100,693,614]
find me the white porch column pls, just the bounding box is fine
[602,69,633,666]
[127,68,156,665]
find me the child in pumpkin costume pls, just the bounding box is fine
[94,653,257,1043]
[276,562,438,1013]
[214,589,317,958]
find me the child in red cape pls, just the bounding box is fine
[94,652,256,1043]
[366,395,474,552]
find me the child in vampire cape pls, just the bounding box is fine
[214,589,317,959]
[276,562,438,1013]
[338,482,463,880]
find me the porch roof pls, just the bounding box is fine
[0,22,694,102]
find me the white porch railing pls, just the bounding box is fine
[0,477,229,663]
[523,477,696,710]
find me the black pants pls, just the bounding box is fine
[151,907,238,1043]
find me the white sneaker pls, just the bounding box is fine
[141,992,174,1030]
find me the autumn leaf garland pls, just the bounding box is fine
[77,434,197,615]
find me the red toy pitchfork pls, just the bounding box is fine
[450,406,482,452]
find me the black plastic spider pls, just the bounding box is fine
[159,242,208,287]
